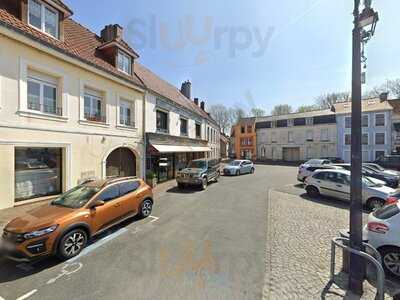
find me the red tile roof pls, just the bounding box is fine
[0,7,144,88]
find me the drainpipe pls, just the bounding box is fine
[142,92,147,180]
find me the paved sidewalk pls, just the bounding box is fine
[262,189,399,299]
[0,179,177,232]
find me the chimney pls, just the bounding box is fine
[101,24,123,42]
[379,92,389,102]
[194,98,199,106]
[180,80,191,99]
[200,101,205,111]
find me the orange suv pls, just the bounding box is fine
[0,177,153,262]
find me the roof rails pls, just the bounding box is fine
[102,176,138,188]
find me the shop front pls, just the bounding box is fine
[146,133,210,183]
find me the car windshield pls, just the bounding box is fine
[51,185,100,209]
[187,160,206,169]
[230,161,242,166]
[362,176,377,187]
[372,164,385,171]
[305,159,323,165]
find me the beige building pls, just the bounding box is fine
[0,1,146,209]
[256,110,337,161]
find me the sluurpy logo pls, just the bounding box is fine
[125,14,275,68]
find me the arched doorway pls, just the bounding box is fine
[106,147,136,177]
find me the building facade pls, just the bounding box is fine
[334,99,393,162]
[136,65,220,183]
[220,134,229,159]
[389,99,400,154]
[255,110,337,162]
[0,1,148,209]
[232,118,256,159]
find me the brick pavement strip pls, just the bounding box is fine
[262,189,389,300]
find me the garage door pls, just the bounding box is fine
[283,147,300,162]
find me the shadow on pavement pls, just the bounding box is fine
[0,215,143,284]
[166,181,218,194]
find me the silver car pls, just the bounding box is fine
[304,169,396,210]
[223,160,255,176]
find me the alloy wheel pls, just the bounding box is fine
[141,200,152,217]
[64,232,85,256]
[384,252,400,277]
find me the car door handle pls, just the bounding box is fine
[114,203,121,208]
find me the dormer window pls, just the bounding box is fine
[28,0,59,38]
[117,51,132,75]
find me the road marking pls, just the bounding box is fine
[149,216,159,223]
[0,296,4,300]
[66,227,128,263]
[16,289,37,300]
[47,262,83,284]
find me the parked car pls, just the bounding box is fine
[364,163,400,176]
[223,160,255,176]
[304,169,396,210]
[375,155,400,171]
[333,163,399,188]
[0,177,154,262]
[364,203,400,278]
[176,158,220,190]
[297,159,337,182]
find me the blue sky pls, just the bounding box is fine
[64,0,400,113]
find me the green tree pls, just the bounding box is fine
[296,105,317,113]
[250,107,266,117]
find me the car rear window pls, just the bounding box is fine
[373,204,400,220]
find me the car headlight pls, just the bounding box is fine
[24,225,58,240]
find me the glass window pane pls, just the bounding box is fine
[98,185,120,202]
[27,80,40,111]
[84,96,91,118]
[28,0,42,29]
[44,7,58,37]
[15,147,62,201]
[43,85,57,114]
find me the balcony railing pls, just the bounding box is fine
[84,113,107,123]
[28,102,62,116]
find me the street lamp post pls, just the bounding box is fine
[349,0,379,295]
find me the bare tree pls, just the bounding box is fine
[250,107,266,117]
[271,104,292,116]
[296,105,317,113]
[315,92,350,109]
[209,104,231,134]
[367,79,400,98]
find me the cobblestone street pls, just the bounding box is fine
[263,188,400,299]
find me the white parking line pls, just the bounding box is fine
[66,228,128,263]
[149,216,159,223]
[0,296,5,300]
[16,289,37,300]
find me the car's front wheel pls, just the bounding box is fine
[306,186,320,198]
[139,199,153,218]
[367,198,385,211]
[380,246,400,278]
[57,229,87,260]
[250,168,255,174]
[236,170,240,176]
[201,177,208,190]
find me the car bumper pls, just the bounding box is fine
[0,237,52,262]
[223,169,236,175]
[176,177,203,185]
[297,174,306,182]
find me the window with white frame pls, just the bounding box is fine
[119,99,134,127]
[375,113,385,127]
[28,0,59,38]
[306,117,313,126]
[306,130,313,141]
[84,89,104,123]
[321,128,329,141]
[27,70,60,115]
[345,116,352,128]
[287,119,294,127]
[375,151,385,160]
[156,109,168,133]
[375,132,385,145]
[117,51,132,75]
[362,133,369,145]
[362,115,369,127]
[345,133,351,145]
[288,131,294,143]
[180,118,188,136]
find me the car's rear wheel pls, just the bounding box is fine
[139,199,153,218]
[201,177,208,190]
[57,229,87,260]
[367,197,385,211]
[306,186,320,198]
[380,246,400,278]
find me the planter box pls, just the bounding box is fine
[146,178,157,188]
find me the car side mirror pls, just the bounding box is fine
[90,200,105,209]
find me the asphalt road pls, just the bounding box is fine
[0,164,298,300]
